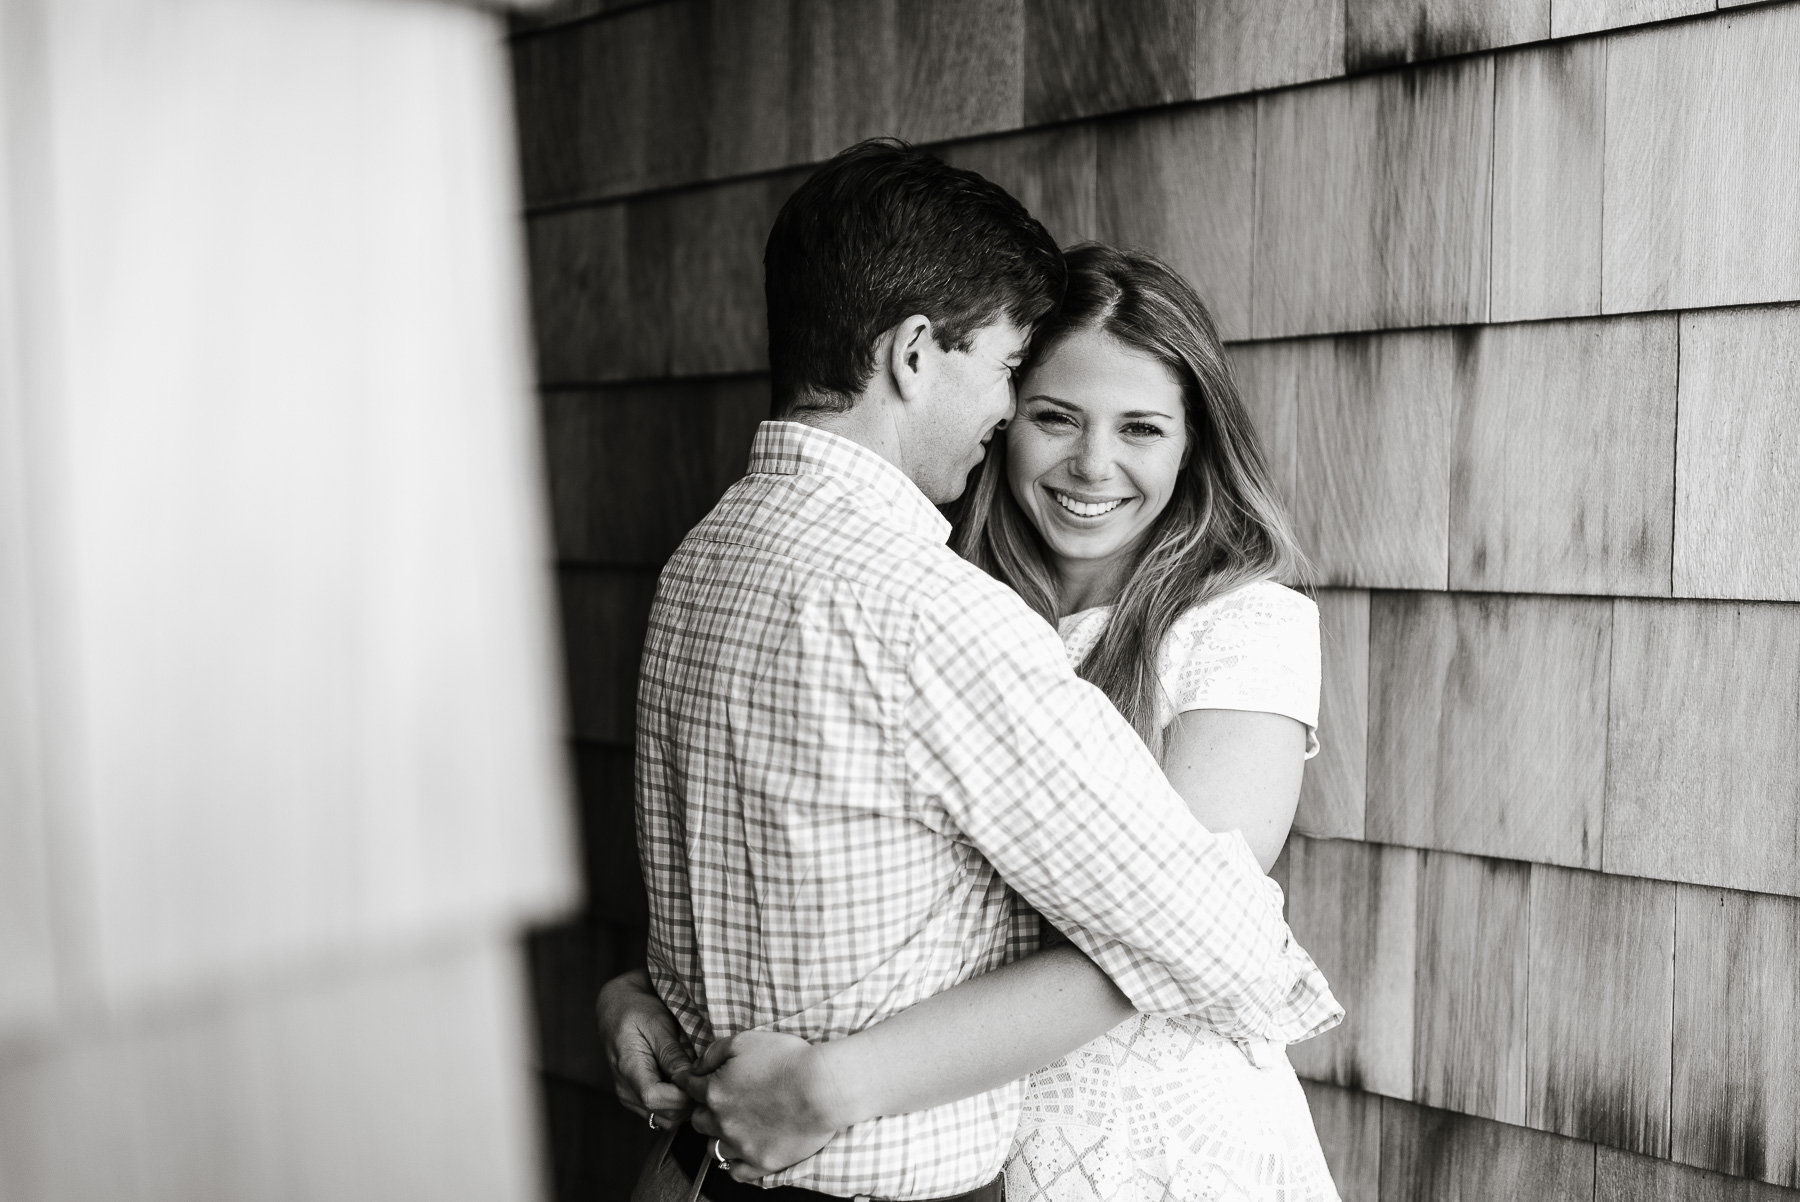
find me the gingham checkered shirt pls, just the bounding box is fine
[638,422,1341,1200]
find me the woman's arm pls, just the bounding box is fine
[688,708,1308,1177]
[690,942,1132,1179]
[1160,708,1307,871]
[813,709,1306,1114]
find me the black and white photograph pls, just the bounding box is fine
[3,2,1797,1201]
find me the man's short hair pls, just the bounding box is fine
[764,139,1066,416]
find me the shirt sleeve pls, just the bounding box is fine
[904,576,1342,1044]
[1163,583,1322,759]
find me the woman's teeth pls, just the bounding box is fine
[1052,490,1125,518]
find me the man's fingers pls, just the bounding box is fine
[689,1105,722,1139]
[656,1036,695,1077]
[639,1082,691,1114]
[614,1042,668,1098]
[681,1067,712,1105]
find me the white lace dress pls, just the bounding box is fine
[1004,580,1340,1202]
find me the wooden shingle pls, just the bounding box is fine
[1605,599,1800,896]
[1367,592,1611,869]
[1526,865,1676,1156]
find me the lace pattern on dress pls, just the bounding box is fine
[1058,579,1321,758]
[1010,579,1339,1201]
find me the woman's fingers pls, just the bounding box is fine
[693,1034,736,1076]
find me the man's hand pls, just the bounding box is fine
[683,1030,857,1183]
[596,968,695,1127]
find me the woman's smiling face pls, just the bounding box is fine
[1006,325,1190,594]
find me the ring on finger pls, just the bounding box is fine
[711,1139,732,1170]
[646,1113,659,1131]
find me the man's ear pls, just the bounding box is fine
[886,314,936,404]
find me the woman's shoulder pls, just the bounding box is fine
[1164,579,1318,653]
[1158,578,1321,740]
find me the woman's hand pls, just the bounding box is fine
[683,1030,859,1183]
[596,968,695,1128]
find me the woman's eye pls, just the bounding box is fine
[1032,411,1075,428]
[1123,422,1164,437]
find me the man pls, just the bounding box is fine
[603,139,1338,1202]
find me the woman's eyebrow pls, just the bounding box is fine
[1027,395,1178,423]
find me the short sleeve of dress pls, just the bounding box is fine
[1158,580,1322,759]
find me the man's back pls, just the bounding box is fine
[638,423,1036,1196]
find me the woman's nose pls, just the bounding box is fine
[1069,435,1110,481]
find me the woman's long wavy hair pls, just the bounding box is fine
[950,243,1308,753]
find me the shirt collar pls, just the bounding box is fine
[747,421,953,545]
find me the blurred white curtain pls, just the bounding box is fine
[0,0,575,1197]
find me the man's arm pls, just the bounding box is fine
[906,584,1339,1043]
[684,709,1316,1179]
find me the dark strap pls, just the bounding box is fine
[668,1124,1002,1202]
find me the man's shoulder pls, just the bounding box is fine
[676,471,1012,614]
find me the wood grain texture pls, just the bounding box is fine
[941,124,1099,247]
[1193,0,1346,100]
[894,0,1024,145]
[527,202,670,383]
[1287,332,1455,587]
[1023,0,1194,124]
[1553,0,1714,37]
[558,569,660,743]
[1367,591,1611,868]
[524,915,609,1088]
[704,0,806,180]
[1300,1080,1382,1202]
[1254,57,1493,338]
[794,0,899,162]
[1226,340,1299,504]
[1380,1097,1598,1201]
[1449,314,1678,595]
[1672,885,1800,1186]
[668,175,794,377]
[1412,851,1531,1124]
[1526,865,1676,1156]
[574,742,646,927]
[0,940,540,1202]
[1345,0,1547,71]
[1294,590,1369,840]
[1604,6,1800,312]
[1600,1145,1800,1201]
[1605,599,1800,896]
[1489,40,1605,322]
[541,379,767,566]
[1675,306,1800,602]
[1285,837,1418,1098]
[510,2,709,206]
[507,0,612,34]
[1097,102,1256,340]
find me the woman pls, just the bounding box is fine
[612,243,1338,1202]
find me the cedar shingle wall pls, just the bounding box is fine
[510,3,1800,1197]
